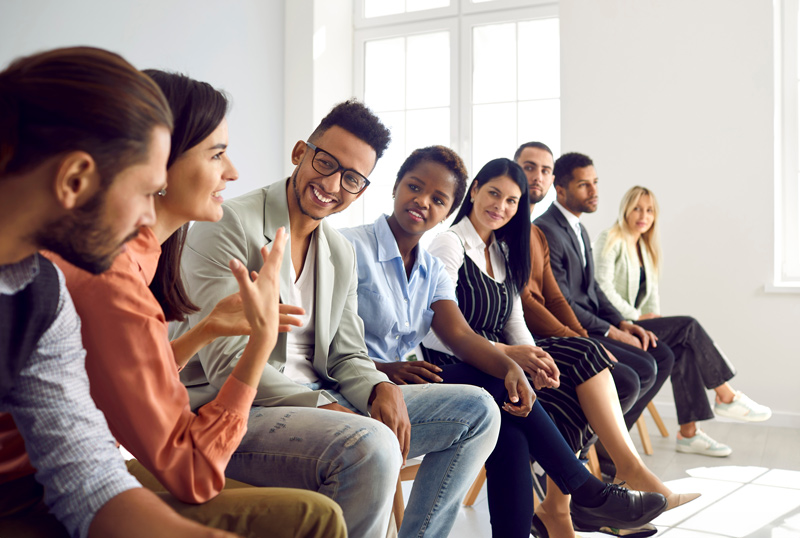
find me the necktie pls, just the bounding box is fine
[574,222,587,267]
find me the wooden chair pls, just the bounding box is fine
[636,401,669,455]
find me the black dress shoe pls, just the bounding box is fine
[533,511,659,538]
[570,483,667,530]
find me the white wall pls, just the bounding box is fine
[0,0,285,200]
[561,0,800,426]
[283,0,355,230]
[283,0,354,178]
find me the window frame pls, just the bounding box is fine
[459,4,559,172]
[772,0,800,291]
[350,0,559,228]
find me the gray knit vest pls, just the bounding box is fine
[0,255,60,399]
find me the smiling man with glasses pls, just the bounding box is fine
[172,99,500,538]
[304,142,370,194]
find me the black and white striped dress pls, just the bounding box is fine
[422,240,613,452]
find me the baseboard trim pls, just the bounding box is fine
[649,399,800,429]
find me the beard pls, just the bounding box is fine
[564,193,597,214]
[34,191,137,275]
[291,168,345,221]
[529,190,547,205]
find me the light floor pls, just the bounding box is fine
[400,414,800,537]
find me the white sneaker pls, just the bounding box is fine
[714,391,772,422]
[676,429,732,457]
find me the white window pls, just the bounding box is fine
[348,0,560,229]
[773,0,800,289]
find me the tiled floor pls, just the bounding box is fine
[401,414,800,537]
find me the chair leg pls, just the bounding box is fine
[636,414,654,455]
[392,476,405,529]
[586,445,602,479]
[463,466,487,506]
[647,401,669,438]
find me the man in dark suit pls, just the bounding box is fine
[534,152,675,430]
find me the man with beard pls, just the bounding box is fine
[173,100,501,538]
[0,47,238,538]
[533,152,675,432]
[514,142,639,418]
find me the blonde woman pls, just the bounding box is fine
[593,186,771,457]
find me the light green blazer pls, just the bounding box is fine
[172,179,389,414]
[592,228,660,321]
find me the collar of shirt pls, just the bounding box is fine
[374,215,429,279]
[130,227,162,285]
[554,199,583,230]
[450,217,507,282]
[0,255,40,295]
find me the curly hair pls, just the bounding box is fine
[309,99,391,160]
[553,152,594,188]
[394,146,469,216]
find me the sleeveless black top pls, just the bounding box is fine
[423,235,513,365]
[0,255,60,399]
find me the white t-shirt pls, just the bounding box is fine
[283,234,319,384]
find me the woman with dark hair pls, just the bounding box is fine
[47,70,346,537]
[420,158,698,536]
[343,152,678,538]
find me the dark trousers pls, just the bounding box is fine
[638,316,736,425]
[594,336,675,430]
[438,362,590,538]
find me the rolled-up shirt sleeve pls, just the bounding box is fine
[2,268,140,538]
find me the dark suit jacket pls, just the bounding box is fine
[534,204,625,336]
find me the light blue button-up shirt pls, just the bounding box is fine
[340,215,456,363]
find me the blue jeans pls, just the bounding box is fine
[226,383,499,538]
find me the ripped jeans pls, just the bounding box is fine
[226,383,500,538]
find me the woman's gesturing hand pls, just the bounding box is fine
[228,227,289,353]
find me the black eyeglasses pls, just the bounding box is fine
[305,142,371,194]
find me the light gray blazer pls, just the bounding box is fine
[172,179,389,413]
[592,228,660,321]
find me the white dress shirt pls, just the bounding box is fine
[554,199,587,267]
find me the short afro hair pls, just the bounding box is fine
[553,152,594,188]
[394,146,469,216]
[309,99,391,160]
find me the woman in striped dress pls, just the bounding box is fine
[343,150,688,538]
[420,158,698,534]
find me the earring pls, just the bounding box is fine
[469,196,474,203]
[157,188,167,197]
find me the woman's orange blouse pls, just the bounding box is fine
[48,227,256,504]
